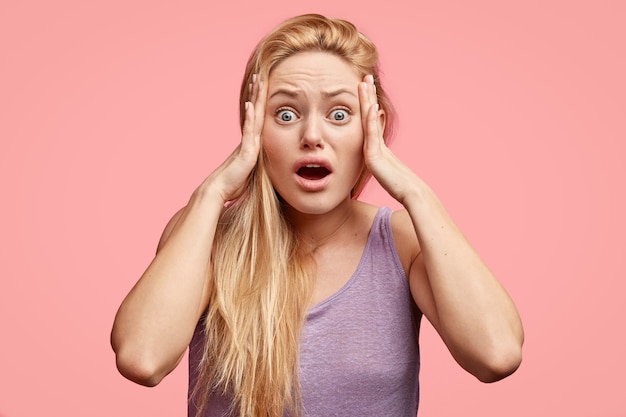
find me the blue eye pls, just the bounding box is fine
[277,109,296,122]
[330,109,349,122]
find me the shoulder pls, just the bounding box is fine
[351,200,382,230]
[390,209,421,274]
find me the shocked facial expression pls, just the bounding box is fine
[262,51,365,215]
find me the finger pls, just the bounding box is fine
[360,76,380,138]
[359,75,376,124]
[253,78,268,139]
[369,75,378,113]
[366,103,382,147]
[368,74,376,99]
[358,80,371,133]
[241,100,256,148]
[249,73,258,103]
[241,74,259,145]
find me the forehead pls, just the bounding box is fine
[268,52,362,90]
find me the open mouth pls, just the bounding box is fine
[296,164,331,180]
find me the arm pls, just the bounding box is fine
[110,76,267,386]
[359,76,523,382]
[396,191,523,382]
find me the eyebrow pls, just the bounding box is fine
[322,88,357,98]
[269,88,357,99]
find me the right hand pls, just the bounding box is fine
[198,74,267,203]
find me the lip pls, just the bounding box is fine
[293,157,333,191]
[293,157,333,173]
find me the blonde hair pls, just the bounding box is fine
[192,14,396,417]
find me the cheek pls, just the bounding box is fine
[261,118,294,148]
[261,133,287,180]
[346,127,365,156]
[262,146,281,176]
[348,131,366,172]
[338,141,366,180]
[261,125,282,157]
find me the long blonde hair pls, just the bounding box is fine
[192,14,396,417]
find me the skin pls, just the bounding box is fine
[111,51,523,388]
[263,53,366,217]
[262,53,375,305]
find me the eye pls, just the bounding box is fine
[329,109,349,122]
[276,109,297,123]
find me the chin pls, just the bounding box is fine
[278,192,351,217]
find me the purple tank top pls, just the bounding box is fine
[188,207,421,416]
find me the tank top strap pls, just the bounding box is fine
[368,206,408,285]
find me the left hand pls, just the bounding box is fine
[359,75,418,205]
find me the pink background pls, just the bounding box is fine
[1,1,624,416]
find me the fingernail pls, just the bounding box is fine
[252,74,257,84]
[245,101,250,110]
[369,74,375,84]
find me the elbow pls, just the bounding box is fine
[474,344,523,383]
[110,325,185,387]
[113,345,167,387]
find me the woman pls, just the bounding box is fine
[111,14,524,417]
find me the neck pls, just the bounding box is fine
[283,198,357,249]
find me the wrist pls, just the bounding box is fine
[191,177,229,208]
[401,179,443,215]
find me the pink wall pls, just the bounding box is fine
[1,1,624,416]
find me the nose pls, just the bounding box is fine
[300,117,324,149]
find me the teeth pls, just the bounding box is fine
[304,164,321,168]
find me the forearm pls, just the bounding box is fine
[404,178,523,381]
[111,183,224,386]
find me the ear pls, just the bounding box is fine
[377,107,387,135]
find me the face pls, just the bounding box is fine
[262,52,365,215]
